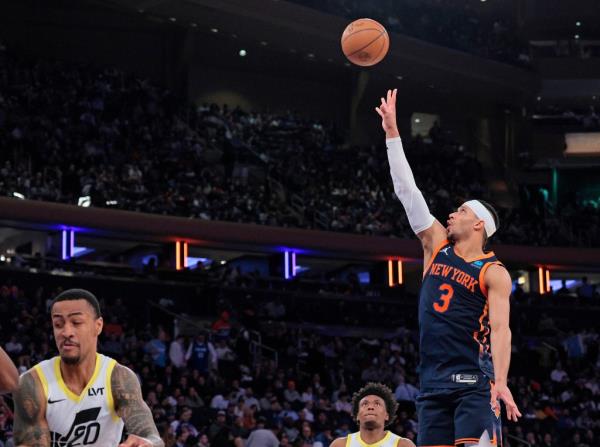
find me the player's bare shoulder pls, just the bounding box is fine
[418,219,448,272]
[484,262,512,292]
[485,262,510,278]
[398,437,416,447]
[330,436,348,447]
[418,219,447,253]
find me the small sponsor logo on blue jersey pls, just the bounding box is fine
[472,260,484,268]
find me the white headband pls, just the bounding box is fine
[463,200,497,237]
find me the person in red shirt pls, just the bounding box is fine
[212,311,232,339]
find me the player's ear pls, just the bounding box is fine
[95,316,104,336]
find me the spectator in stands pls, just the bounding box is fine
[556,280,570,295]
[187,332,217,374]
[212,311,232,339]
[577,277,595,299]
[0,255,599,446]
[208,410,229,441]
[393,376,419,403]
[245,424,279,447]
[170,407,200,441]
[284,380,302,407]
[169,334,187,369]
[2,49,598,250]
[146,328,168,368]
[286,0,530,66]
[4,335,22,356]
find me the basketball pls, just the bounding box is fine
[341,18,390,67]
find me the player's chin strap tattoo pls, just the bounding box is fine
[14,371,51,447]
[111,364,164,447]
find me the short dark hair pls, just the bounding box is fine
[51,289,101,318]
[477,199,499,249]
[351,382,398,427]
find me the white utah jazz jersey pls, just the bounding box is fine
[346,431,402,447]
[33,353,124,447]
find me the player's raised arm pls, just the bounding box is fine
[375,89,447,262]
[13,370,51,447]
[0,346,19,394]
[111,364,164,447]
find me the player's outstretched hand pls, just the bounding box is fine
[119,434,154,447]
[491,383,522,422]
[375,88,398,135]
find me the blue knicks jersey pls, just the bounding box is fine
[418,240,502,389]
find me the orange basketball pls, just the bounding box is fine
[341,18,390,67]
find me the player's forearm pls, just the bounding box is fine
[490,326,512,386]
[386,137,434,234]
[138,434,165,447]
[0,347,19,393]
[15,431,51,447]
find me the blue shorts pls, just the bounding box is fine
[416,379,502,447]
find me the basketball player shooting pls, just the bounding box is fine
[375,89,521,447]
[330,383,414,447]
[13,289,163,447]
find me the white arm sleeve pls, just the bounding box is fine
[386,137,435,234]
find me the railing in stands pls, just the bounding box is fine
[290,193,305,215]
[248,330,262,346]
[249,329,278,368]
[313,209,329,229]
[506,434,531,447]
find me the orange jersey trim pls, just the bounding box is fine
[452,248,496,264]
[473,301,490,354]
[423,239,450,279]
[479,261,503,297]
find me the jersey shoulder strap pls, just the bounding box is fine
[479,260,505,297]
[423,238,450,278]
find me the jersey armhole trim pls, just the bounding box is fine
[479,261,504,297]
[106,359,120,422]
[33,364,49,400]
[423,239,450,279]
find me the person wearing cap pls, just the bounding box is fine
[376,89,520,447]
[208,410,228,441]
[330,383,413,447]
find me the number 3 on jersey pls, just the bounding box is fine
[433,284,454,313]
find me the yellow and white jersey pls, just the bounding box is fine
[345,431,402,447]
[33,353,124,447]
